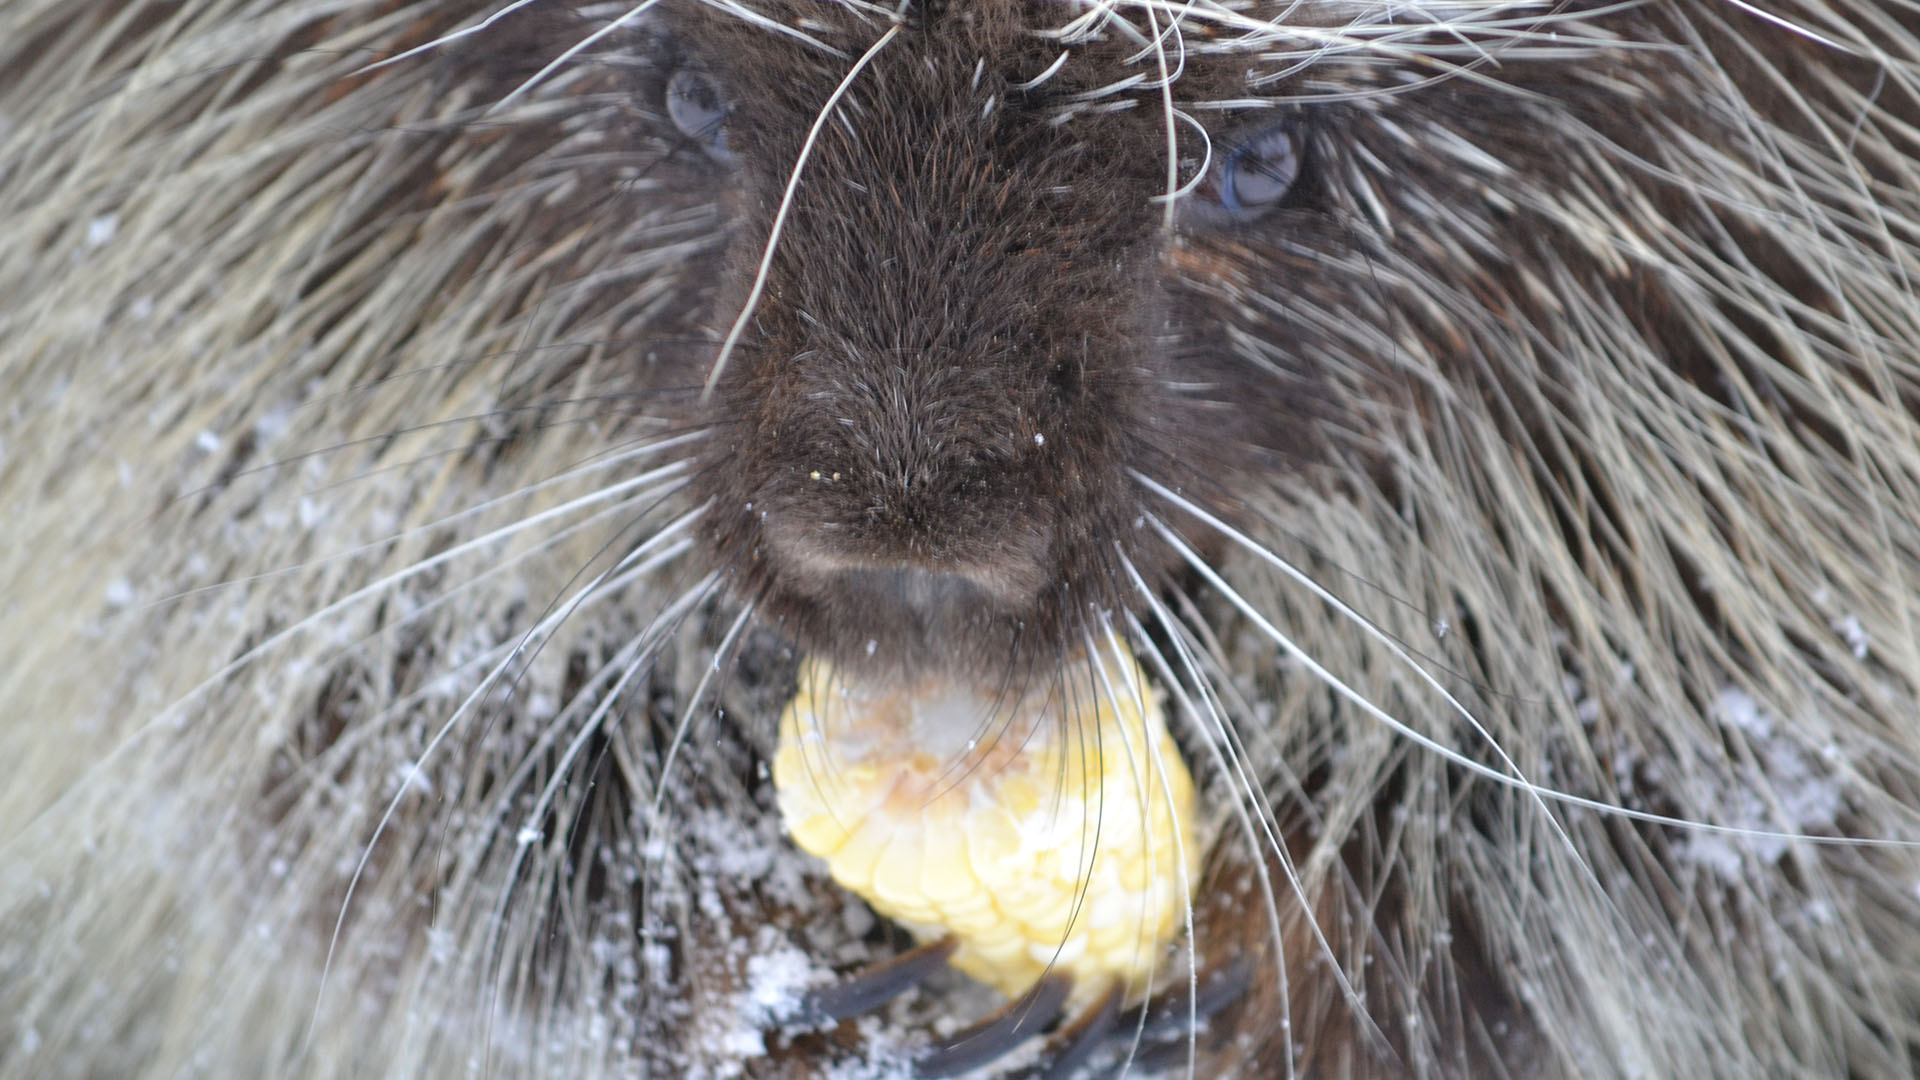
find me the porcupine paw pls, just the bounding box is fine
[796,942,1248,1078]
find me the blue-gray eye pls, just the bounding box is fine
[1220,125,1300,217]
[666,68,734,165]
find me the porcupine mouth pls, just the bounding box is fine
[755,503,1063,677]
[821,567,1005,619]
[781,564,1036,670]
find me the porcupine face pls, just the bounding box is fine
[673,0,1337,682]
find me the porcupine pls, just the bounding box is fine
[5,0,1920,1077]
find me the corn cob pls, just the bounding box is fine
[773,639,1199,1007]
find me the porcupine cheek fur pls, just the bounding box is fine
[679,2,1209,683]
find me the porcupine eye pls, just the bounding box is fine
[1180,118,1307,227]
[665,67,734,165]
[1221,124,1301,215]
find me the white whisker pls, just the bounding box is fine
[703,21,905,398]
[175,463,695,720]
[1138,490,1604,897]
[1120,593,1299,1080]
[480,571,723,1050]
[643,603,757,845]
[1136,481,1920,851]
[148,433,703,608]
[306,514,706,1049]
[1088,620,1199,1080]
[491,0,668,113]
[354,0,549,75]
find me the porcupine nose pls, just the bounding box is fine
[754,390,1057,627]
[760,513,1052,615]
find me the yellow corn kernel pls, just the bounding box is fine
[771,638,1199,1008]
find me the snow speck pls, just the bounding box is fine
[1033,433,1045,446]
[253,408,291,443]
[1676,688,1845,881]
[640,834,670,863]
[194,430,222,454]
[390,762,434,797]
[1714,687,1771,739]
[85,214,118,248]
[737,939,820,1027]
[516,826,544,847]
[1830,614,1869,660]
[104,578,135,609]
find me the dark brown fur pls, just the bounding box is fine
[679,1,1340,685]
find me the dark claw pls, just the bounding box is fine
[789,945,1251,1078]
[1132,956,1251,1042]
[912,973,1074,1078]
[1020,960,1252,1080]
[1024,983,1121,1080]
[800,936,960,1024]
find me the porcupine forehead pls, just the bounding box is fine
[673,0,1312,122]
[670,3,1170,197]
[687,0,1451,104]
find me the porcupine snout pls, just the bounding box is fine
[685,5,1176,681]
